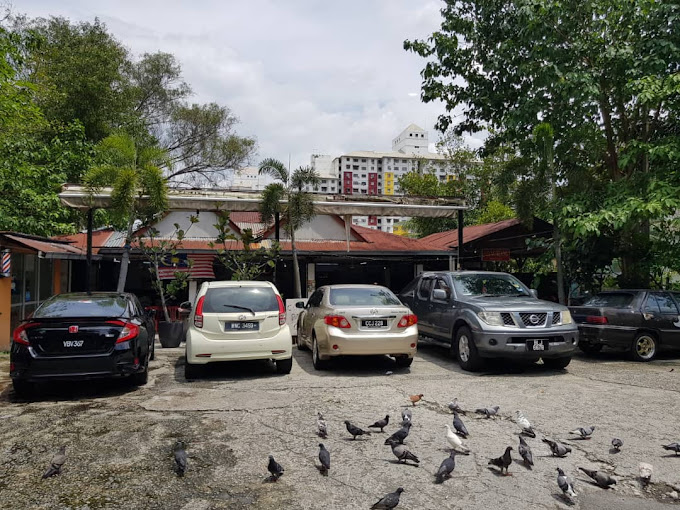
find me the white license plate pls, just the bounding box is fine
[225,321,259,331]
[63,340,84,348]
[529,340,545,351]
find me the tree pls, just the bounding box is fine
[84,132,169,292]
[405,0,680,287]
[258,158,320,298]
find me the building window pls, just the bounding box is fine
[353,158,358,162]
[361,159,366,162]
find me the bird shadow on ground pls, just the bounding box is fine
[386,459,420,468]
[486,467,511,477]
[262,476,279,483]
[609,448,621,454]
[550,494,575,506]
[660,454,680,458]
[0,378,136,404]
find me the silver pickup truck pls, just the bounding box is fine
[399,271,579,371]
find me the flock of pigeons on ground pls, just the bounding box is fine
[38,393,680,509]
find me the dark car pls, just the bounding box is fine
[399,271,579,371]
[570,290,680,361]
[10,292,156,396]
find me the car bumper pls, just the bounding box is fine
[472,327,579,359]
[319,326,418,358]
[185,328,293,365]
[577,324,635,348]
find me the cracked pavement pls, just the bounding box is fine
[0,340,679,509]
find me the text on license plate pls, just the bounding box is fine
[362,320,387,328]
[528,339,546,351]
[225,321,259,331]
[63,340,84,347]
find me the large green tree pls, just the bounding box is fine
[405,0,680,287]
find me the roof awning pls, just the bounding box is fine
[59,184,466,218]
[0,233,97,260]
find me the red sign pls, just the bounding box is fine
[482,249,511,261]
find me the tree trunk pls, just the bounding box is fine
[291,228,302,298]
[154,257,171,322]
[116,219,135,292]
[554,223,566,305]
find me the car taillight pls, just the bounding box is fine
[586,316,608,324]
[276,294,286,326]
[398,314,418,328]
[12,322,38,346]
[324,315,351,328]
[194,296,205,328]
[106,320,140,343]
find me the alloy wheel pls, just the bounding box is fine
[635,335,656,360]
[458,335,470,363]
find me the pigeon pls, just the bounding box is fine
[344,420,371,440]
[516,411,536,437]
[434,450,456,483]
[369,415,390,432]
[267,455,284,481]
[317,412,328,439]
[174,441,187,477]
[409,394,423,406]
[662,442,680,455]
[488,446,513,475]
[518,436,534,468]
[318,443,330,476]
[543,438,572,457]
[444,424,470,454]
[448,398,464,414]
[452,411,469,438]
[384,422,411,445]
[386,438,420,465]
[611,438,623,451]
[475,406,500,418]
[638,462,653,488]
[579,467,616,488]
[570,426,595,439]
[557,467,577,499]
[400,409,412,426]
[42,446,66,479]
[370,487,404,509]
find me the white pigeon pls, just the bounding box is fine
[516,410,536,436]
[445,424,470,454]
[638,462,653,487]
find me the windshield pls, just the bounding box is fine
[452,274,530,297]
[329,287,401,307]
[202,286,278,313]
[583,293,636,308]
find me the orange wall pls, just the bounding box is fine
[53,260,61,295]
[0,277,11,351]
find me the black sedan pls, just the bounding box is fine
[570,290,680,361]
[10,292,156,396]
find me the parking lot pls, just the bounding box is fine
[1,341,679,510]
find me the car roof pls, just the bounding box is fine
[321,284,389,290]
[51,292,132,300]
[203,280,276,289]
[421,271,512,277]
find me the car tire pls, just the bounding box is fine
[12,379,34,398]
[131,356,149,386]
[394,356,413,368]
[312,335,329,371]
[297,329,309,351]
[455,326,484,372]
[276,357,293,374]
[543,356,572,369]
[149,337,156,361]
[630,332,658,362]
[578,342,603,354]
[184,360,201,380]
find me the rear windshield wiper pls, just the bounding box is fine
[223,304,256,315]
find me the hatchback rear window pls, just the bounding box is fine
[34,295,128,318]
[329,287,401,306]
[203,286,278,313]
[583,293,635,308]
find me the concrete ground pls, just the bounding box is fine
[0,340,679,510]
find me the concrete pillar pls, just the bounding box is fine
[306,262,315,297]
[53,259,62,295]
[415,264,424,276]
[0,276,10,350]
[448,255,455,272]
[188,280,198,304]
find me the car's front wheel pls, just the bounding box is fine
[630,332,658,362]
[312,335,329,370]
[455,326,484,372]
[543,356,572,369]
[276,357,293,374]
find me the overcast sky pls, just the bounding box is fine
[15,0,482,169]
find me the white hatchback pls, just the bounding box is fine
[184,281,292,378]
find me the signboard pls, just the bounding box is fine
[482,248,511,262]
[286,298,308,338]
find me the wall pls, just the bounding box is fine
[0,277,10,350]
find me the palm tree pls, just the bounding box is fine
[258,158,320,298]
[84,132,169,292]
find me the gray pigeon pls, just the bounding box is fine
[345,420,371,440]
[447,399,464,414]
[370,487,404,509]
[434,450,456,483]
[318,443,330,476]
[475,406,500,418]
[384,422,411,445]
[174,441,187,477]
[42,446,66,479]
[267,455,284,481]
[557,467,577,499]
[317,412,328,439]
[452,411,469,438]
[488,446,513,475]
[369,415,390,432]
[386,438,419,465]
[543,438,572,457]
[579,467,616,488]
[518,436,533,468]
[611,438,623,451]
[662,442,680,455]
[570,426,595,439]
[400,408,412,426]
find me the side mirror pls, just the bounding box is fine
[432,288,449,301]
[295,301,306,309]
[179,301,192,311]
[529,289,538,298]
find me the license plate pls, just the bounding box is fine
[63,340,84,348]
[361,320,387,328]
[225,321,259,331]
[528,339,547,351]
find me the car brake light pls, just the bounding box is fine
[398,314,418,328]
[324,315,351,328]
[12,322,38,346]
[276,294,286,326]
[106,320,140,343]
[586,316,608,324]
[194,296,205,328]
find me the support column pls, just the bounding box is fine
[448,255,455,272]
[188,280,198,304]
[457,209,464,270]
[415,264,424,277]
[306,262,315,297]
[344,215,352,252]
[86,208,93,293]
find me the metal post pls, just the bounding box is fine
[275,212,280,242]
[86,208,93,293]
[457,209,464,270]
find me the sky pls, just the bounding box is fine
[14,0,482,169]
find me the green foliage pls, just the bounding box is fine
[476,200,515,225]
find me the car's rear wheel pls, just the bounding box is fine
[630,332,658,362]
[578,342,603,354]
[149,336,156,360]
[12,379,34,398]
[542,356,572,369]
[276,357,293,374]
[312,335,329,370]
[455,326,484,372]
[184,360,201,380]
[131,355,149,386]
[394,356,413,368]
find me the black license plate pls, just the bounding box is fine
[225,321,259,331]
[527,339,548,351]
[361,319,387,328]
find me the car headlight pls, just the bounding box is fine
[561,310,573,325]
[477,311,505,327]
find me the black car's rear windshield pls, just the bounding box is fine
[329,287,401,306]
[203,286,279,313]
[583,293,636,308]
[452,274,530,297]
[34,295,129,318]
